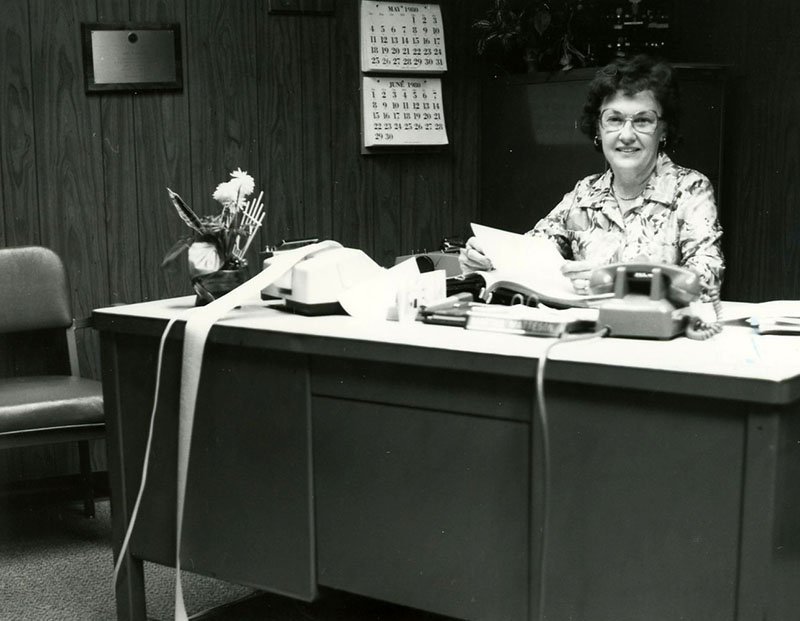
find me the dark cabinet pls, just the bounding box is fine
[480,65,727,234]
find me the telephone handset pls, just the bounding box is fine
[588,263,722,340]
[588,263,701,306]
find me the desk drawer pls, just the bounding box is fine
[312,357,532,422]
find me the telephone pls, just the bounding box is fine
[588,263,721,340]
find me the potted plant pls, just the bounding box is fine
[473,0,591,74]
[161,168,266,305]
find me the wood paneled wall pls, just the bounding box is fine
[0,0,482,482]
[669,0,800,301]
[2,0,799,482]
[1,0,481,372]
[707,1,800,301]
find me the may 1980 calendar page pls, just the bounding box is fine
[360,2,447,73]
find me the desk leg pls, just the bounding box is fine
[113,554,146,621]
[736,409,779,621]
[101,334,148,621]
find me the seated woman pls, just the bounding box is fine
[460,55,725,299]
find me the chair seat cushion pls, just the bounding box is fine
[0,375,104,433]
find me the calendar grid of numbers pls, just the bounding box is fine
[359,1,449,150]
[360,2,447,74]
[362,76,448,147]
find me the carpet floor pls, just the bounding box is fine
[0,496,455,620]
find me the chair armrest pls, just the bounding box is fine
[67,318,94,376]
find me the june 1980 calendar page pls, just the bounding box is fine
[362,76,448,147]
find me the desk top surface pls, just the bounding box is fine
[93,296,800,404]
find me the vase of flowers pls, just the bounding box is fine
[161,168,266,305]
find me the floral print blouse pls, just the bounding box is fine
[528,153,725,295]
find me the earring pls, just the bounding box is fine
[593,136,601,147]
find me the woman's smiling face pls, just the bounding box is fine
[599,89,666,179]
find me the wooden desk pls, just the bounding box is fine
[93,297,800,621]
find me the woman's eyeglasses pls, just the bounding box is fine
[599,109,662,134]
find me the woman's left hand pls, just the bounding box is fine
[561,260,599,295]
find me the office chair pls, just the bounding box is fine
[0,246,104,517]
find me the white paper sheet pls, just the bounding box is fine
[470,222,584,303]
[471,222,565,273]
[338,257,421,321]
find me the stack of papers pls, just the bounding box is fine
[722,300,800,334]
[746,301,800,335]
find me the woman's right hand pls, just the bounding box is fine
[458,236,494,273]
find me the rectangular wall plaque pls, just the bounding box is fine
[81,23,182,93]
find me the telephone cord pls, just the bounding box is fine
[685,287,723,340]
[534,327,610,621]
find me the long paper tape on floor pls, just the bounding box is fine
[174,240,342,620]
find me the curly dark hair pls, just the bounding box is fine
[579,55,680,152]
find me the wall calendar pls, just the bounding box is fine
[360,1,447,74]
[362,76,448,148]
